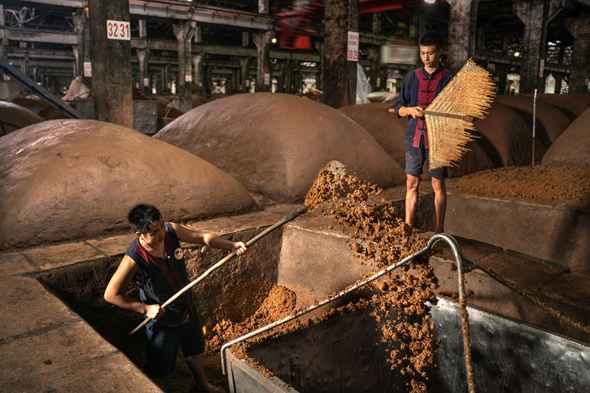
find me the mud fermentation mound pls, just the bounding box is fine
[454,165,590,205]
[542,107,590,168]
[0,101,44,137]
[155,93,406,202]
[473,101,546,167]
[0,120,257,250]
[338,103,494,178]
[494,95,571,144]
[531,93,590,122]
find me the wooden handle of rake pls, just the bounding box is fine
[129,207,309,335]
[388,108,474,122]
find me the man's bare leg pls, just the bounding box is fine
[405,174,421,227]
[186,354,225,393]
[431,177,447,234]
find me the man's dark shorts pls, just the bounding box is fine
[405,135,448,179]
[143,314,206,378]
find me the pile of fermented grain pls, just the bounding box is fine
[207,165,439,392]
[454,165,590,205]
[306,166,439,392]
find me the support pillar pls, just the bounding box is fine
[242,32,250,47]
[277,60,288,93]
[73,11,88,79]
[88,0,133,128]
[325,0,350,108]
[313,41,324,91]
[239,56,252,92]
[192,52,205,87]
[367,46,380,92]
[565,12,590,93]
[0,5,5,78]
[21,51,29,78]
[285,60,298,93]
[173,20,196,112]
[137,49,150,94]
[513,0,563,94]
[446,0,479,74]
[347,0,359,105]
[552,72,563,94]
[253,31,271,92]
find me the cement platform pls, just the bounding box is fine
[2,183,589,392]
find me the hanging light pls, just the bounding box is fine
[425,0,435,3]
[272,37,277,44]
[514,52,520,57]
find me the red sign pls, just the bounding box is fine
[107,20,130,40]
[347,32,359,62]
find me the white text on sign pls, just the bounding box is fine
[107,20,130,41]
[347,32,359,62]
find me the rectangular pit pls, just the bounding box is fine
[226,298,590,393]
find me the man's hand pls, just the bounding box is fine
[232,242,248,256]
[145,304,165,319]
[399,106,424,119]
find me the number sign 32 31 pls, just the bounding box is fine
[107,20,130,40]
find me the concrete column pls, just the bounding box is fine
[372,12,381,33]
[21,52,29,78]
[277,60,287,93]
[192,52,204,87]
[446,0,479,74]
[513,0,563,94]
[205,66,213,94]
[253,31,271,92]
[553,72,564,94]
[242,32,250,47]
[137,48,150,94]
[565,13,590,93]
[496,63,509,94]
[138,19,147,38]
[313,41,324,91]
[230,69,237,93]
[324,0,349,108]
[294,70,303,93]
[173,20,196,112]
[73,11,88,78]
[347,0,359,106]
[367,46,380,92]
[258,0,269,14]
[88,0,133,128]
[33,67,39,83]
[194,26,202,43]
[285,60,298,93]
[239,56,252,92]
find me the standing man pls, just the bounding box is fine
[105,204,247,393]
[394,31,455,234]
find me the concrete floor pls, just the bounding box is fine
[2,182,589,392]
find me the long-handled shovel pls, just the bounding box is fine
[129,160,346,335]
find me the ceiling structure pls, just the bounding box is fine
[0,0,587,90]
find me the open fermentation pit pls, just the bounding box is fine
[226,298,590,393]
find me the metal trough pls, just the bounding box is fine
[224,298,590,392]
[222,234,590,393]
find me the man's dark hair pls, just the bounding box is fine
[419,31,444,50]
[128,204,161,233]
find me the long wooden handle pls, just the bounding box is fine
[388,108,474,122]
[129,207,309,335]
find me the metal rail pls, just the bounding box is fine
[0,57,86,119]
[221,233,476,393]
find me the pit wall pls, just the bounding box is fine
[446,186,590,275]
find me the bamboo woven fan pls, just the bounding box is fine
[425,58,496,169]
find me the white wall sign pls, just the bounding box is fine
[376,77,380,87]
[185,74,192,82]
[83,62,92,77]
[143,78,149,87]
[539,59,544,78]
[347,32,359,62]
[107,20,130,40]
[264,73,270,85]
[246,80,250,87]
